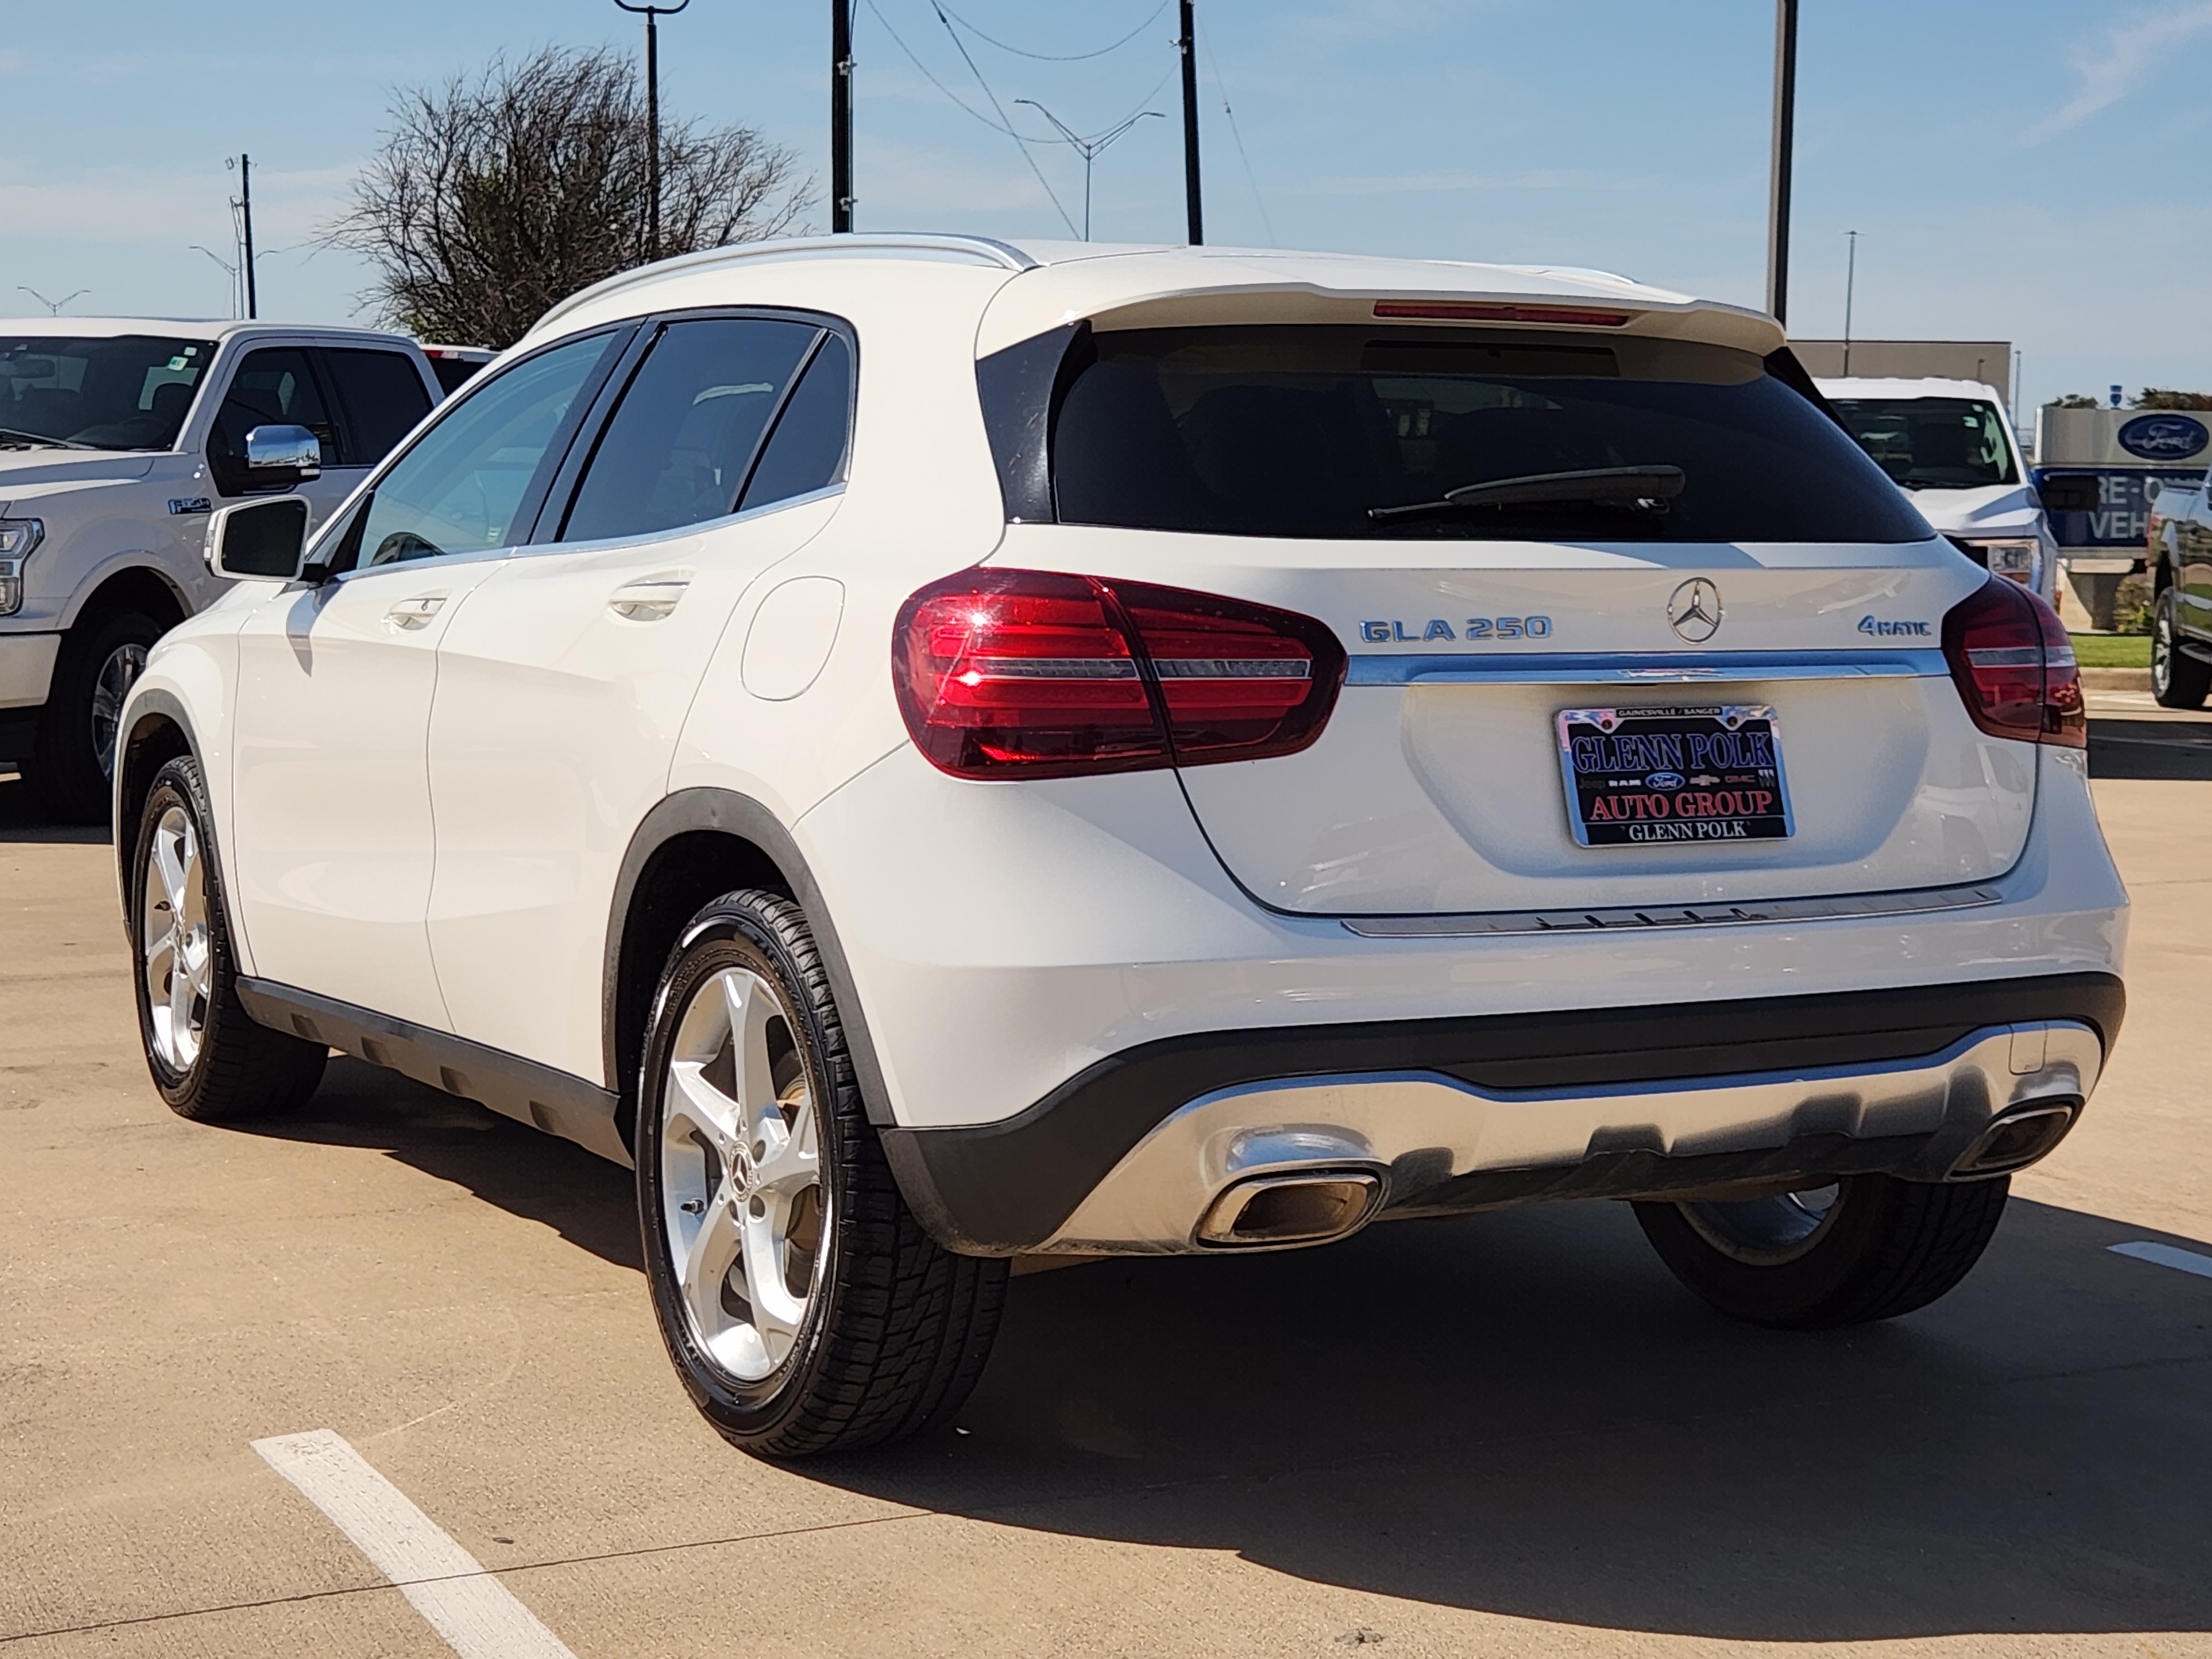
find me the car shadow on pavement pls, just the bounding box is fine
[2090,716,2212,780]
[230,1056,2212,1642]
[830,1193,2212,1645]
[236,1056,646,1271]
[0,776,109,843]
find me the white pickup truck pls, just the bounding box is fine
[1817,376,2056,601]
[0,320,442,817]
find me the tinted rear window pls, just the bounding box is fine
[1041,326,1931,543]
[321,348,434,465]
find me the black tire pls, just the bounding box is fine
[129,755,327,1120]
[636,889,1006,1458]
[2151,587,2211,709]
[34,607,165,822]
[1633,1173,2009,1329]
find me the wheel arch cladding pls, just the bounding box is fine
[114,693,197,930]
[605,789,899,1152]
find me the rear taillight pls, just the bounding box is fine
[1940,575,2085,749]
[893,568,1345,779]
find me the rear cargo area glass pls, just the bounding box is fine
[1048,326,1929,544]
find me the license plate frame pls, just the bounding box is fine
[1554,703,1795,848]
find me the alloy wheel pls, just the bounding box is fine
[659,966,827,1383]
[1679,1182,1843,1266]
[141,804,211,1072]
[2152,597,2174,697]
[91,642,148,781]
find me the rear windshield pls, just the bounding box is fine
[1039,326,1929,543]
[1825,396,2018,491]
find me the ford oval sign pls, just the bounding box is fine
[2117,413,2210,461]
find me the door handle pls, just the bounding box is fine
[384,593,448,631]
[608,577,690,622]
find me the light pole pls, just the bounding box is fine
[191,245,241,317]
[1178,0,1202,244]
[1841,229,1859,373]
[831,0,854,232]
[17,287,89,317]
[615,0,691,263]
[1766,0,1798,324]
[1013,101,1164,241]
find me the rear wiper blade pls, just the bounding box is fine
[1369,465,1686,523]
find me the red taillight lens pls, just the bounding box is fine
[893,568,1346,778]
[1940,575,2085,749]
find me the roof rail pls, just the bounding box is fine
[533,233,1038,333]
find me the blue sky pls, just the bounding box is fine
[4,1,2209,409]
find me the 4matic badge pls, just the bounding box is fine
[1858,615,1931,637]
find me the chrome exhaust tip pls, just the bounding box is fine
[1194,1168,1384,1248]
[1951,1098,2081,1178]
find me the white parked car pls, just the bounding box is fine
[116,237,2126,1458]
[1818,375,2056,600]
[0,320,441,816]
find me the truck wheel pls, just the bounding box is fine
[2151,588,2211,709]
[1633,1173,2008,1329]
[637,889,1006,1458]
[34,608,164,822]
[129,755,327,1120]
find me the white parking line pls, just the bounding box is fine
[2108,1241,2212,1280]
[252,1430,578,1659]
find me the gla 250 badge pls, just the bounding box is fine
[1361,615,1554,643]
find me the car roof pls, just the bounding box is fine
[533,233,1784,358]
[0,316,420,348]
[1816,375,2007,403]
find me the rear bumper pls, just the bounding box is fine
[882,972,2122,1254]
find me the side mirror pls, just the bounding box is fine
[243,422,322,484]
[207,496,310,581]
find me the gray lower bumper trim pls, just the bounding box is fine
[1039,1020,2099,1255]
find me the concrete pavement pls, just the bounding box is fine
[3,704,2209,1658]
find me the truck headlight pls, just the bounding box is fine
[1969,538,2039,587]
[0,518,43,616]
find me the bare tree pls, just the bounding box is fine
[331,48,811,347]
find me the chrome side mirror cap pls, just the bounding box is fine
[243,422,322,482]
[207,495,310,582]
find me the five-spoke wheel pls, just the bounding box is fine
[659,964,828,1383]
[128,755,328,1119]
[637,889,1006,1457]
[140,802,212,1073]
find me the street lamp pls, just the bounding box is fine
[615,0,691,264]
[1013,101,1164,242]
[17,287,89,317]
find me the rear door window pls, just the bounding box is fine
[737,332,854,511]
[559,316,823,544]
[320,348,435,466]
[1036,326,1931,544]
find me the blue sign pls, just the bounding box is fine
[2117,414,2209,461]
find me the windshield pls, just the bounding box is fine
[1040,326,1929,542]
[0,334,213,452]
[1825,396,2018,491]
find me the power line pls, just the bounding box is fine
[1197,12,1273,246]
[924,0,1081,234]
[861,0,1024,136]
[936,0,1168,62]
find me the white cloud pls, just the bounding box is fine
[2020,3,2212,147]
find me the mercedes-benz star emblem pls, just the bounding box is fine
[1667,577,1724,643]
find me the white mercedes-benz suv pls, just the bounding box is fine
[115,236,2126,1457]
